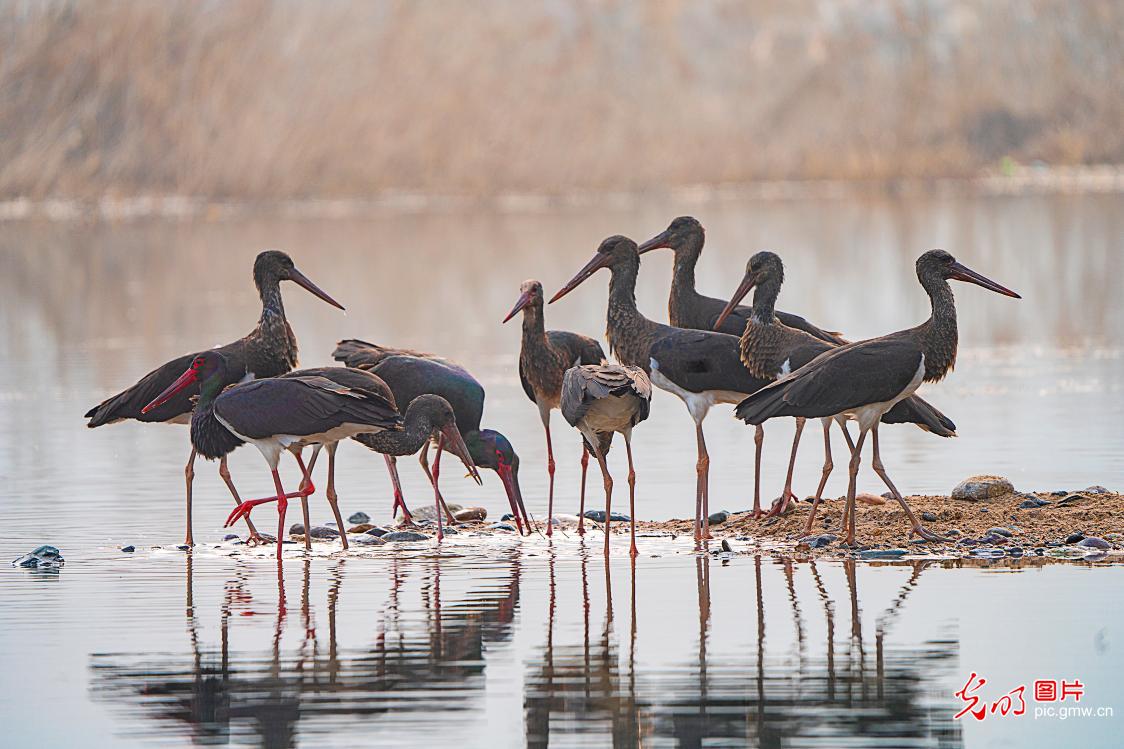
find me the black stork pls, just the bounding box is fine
[264,367,481,546]
[142,350,400,558]
[549,235,772,540]
[502,279,606,535]
[735,249,1020,545]
[333,341,533,534]
[713,251,957,529]
[561,363,652,557]
[637,216,844,343]
[84,250,344,546]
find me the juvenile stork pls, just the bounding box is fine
[550,235,772,540]
[736,250,1020,544]
[142,351,399,558]
[637,216,844,343]
[503,279,605,535]
[85,250,344,545]
[561,363,651,557]
[714,251,957,529]
[333,342,533,534]
[262,367,481,547]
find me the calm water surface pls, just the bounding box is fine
[0,191,1121,746]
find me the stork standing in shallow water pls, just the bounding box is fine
[735,250,1019,544]
[550,235,772,540]
[561,363,651,557]
[84,250,344,545]
[143,351,401,558]
[503,280,605,535]
[713,251,957,528]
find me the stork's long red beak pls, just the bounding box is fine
[497,463,530,535]
[502,290,534,323]
[949,262,1021,299]
[714,272,757,331]
[289,267,346,311]
[142,367,198,414]
[636,229,672,254]
[549,253,611,304]
[442,425,483,485]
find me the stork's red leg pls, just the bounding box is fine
[841,430,868,545]
[432,440,456,524]
[577,446,589,535]
[695,422,712,541]
[752,426,764,519]
[321,444,348,550]
[869,425,947,542]
[592,448,613,557]
[384,455,414,525]
[433,436,445,542]
[543,413,556,537]
[767,417,805,518]
[184,448,196,546]
[271,469,289,560]
[625,435,638,559]
[219,455,262,544]
[803,419,836,536]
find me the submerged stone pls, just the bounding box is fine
[808,534,836,549]
[351,534,385,546]
[348,511,371,525]
[489,522,517,532]
[308,526,340,539]
[223,534,241,541]
[11,545,65,569]
[859,549,907,560]
[583,510,630,523]
[365,527,389,537]
[951,475,1014,502]
[381,531,430,542]
[121,545,135,553]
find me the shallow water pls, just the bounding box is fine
[1,190,1122,746]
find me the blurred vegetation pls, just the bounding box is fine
[0,0,1121,199]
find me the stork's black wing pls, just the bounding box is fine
[214,376,399,439]
[370,355,485,437]
[882,394,957,436]
[695,293,847,345]
[736,336,923,423]
[85,351,240,426]
[547,330,606,366]
[281,366,399,412]
[332,338,440,370]
[649,329,771,396]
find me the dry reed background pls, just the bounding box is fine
[0,0,1121,200]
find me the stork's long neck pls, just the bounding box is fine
[606,254,658,369]
[669,241,702,324]
[257,278,288,333]
[918,274,959,381]
[521,300,553,358]
[750,274,781,325]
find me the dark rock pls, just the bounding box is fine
[121,545,135,553]
[501,513,515,522]
[454,507,488,522]
[708,511,730,525]
[1083,485,1110,495]
[1050,490,1068,497]
[489,522,517,532]
[11,545,65,569]
[255,533,277,544]
[720,539,734,553]
[1034,548,1045,555]
[1057,494,1088,507]
[223,534,241,541]
[1019,497,1050,509]
[348,511,371,525]
[583,510,630,523]
[808,534,836,549]
[176,545,191,551]
[289,523,306,535]
[921,511,938,522]
[951,475,1014,502]
[439,526,459,535]
[365,527,388,537]
[859,549,908,560]
[1064,532,1086,544]
[946,529,961,537]
[1077,537,1111,550]
[1045,540,1064,547]
[958,538,978,546]
[381,531,430,542]
[351,534,385,546]
[1007,547,1024,556]
[308,526,340,539]
[986,527,1013,538]
[979,507,989,513]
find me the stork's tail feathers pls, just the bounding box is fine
[734,385,790,426]
[331,338,377,363]
[881,396,957,437]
